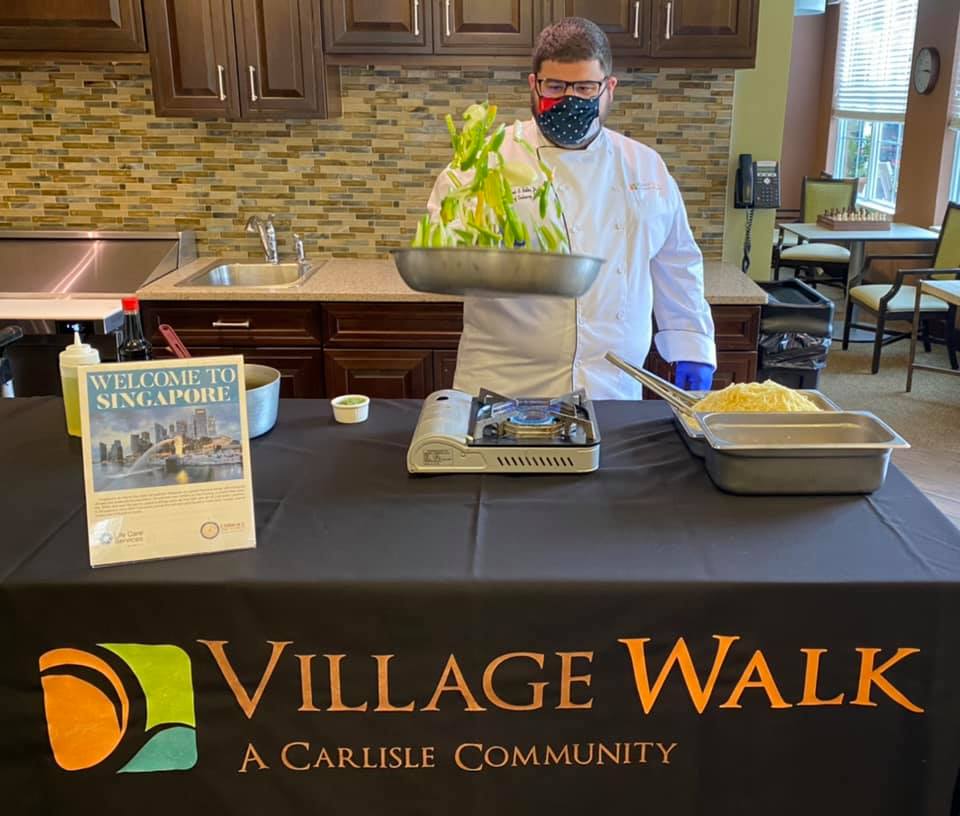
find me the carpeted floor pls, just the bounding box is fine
[818,340,960,454]
[763,276,958,523]
[805,301,959,527]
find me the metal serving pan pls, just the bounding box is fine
[392,247,605,298]
[673,389,842,459]
[698,411,910,495]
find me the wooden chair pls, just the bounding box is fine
[843,201,960,374]
[773,177,858,289]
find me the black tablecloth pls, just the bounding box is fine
[3,397,960,815]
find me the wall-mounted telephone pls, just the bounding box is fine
[734,154,781,210]
[734,154,781,274]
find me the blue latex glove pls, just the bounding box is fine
[675,361,715,391]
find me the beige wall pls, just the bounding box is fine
[0,58,734,261]
[721,0,797,278]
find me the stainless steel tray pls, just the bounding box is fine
[697,411,910,495]
[673,389,842,459]
[392,247,604,298]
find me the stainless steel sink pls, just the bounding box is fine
[177,260,319,288]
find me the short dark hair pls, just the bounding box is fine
[533,17,613,76]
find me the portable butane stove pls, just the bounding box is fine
[407,388,600,474]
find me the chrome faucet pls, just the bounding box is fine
[245,214,278,263]
[293,233,305,264]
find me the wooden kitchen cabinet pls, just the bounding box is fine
[145,0,339,119]
[158,345,325,397]
[140,299,758,401]
[539,0,757,67]
[434,0,537,55]
[324,349,433,398]
[649,0,757,61]
[144,0,241,118]
[433,349,459,390]
[234,0,336,118]
[541,0,647,56]
[325,0,540,58]
[323,0,432,53]
[643,303,760,398]
[322,301,462,397]
[140,300,326,398]
[0,0,147,52]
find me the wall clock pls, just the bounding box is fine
[913,47,940,95]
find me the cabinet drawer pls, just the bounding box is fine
[323,302,463,349]
[152,344,324,398]
[433,349,459,391]
[142,301,323,347]
[324,349,432,398]
[642,348,757,398]
[713,350,757,388]
[712,305,760,350]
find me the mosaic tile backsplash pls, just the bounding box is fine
[0,58,733,260]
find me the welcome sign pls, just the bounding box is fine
[77,356,256,567]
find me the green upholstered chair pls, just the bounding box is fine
[773,177,859,288]
[843,201,960,374]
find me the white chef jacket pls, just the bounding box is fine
[426,119,716,400]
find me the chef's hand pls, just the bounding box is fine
[675,361,715,391]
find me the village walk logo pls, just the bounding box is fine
[38,644,197,773]
[38,636,926,776]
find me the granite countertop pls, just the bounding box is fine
[135,257,767,305]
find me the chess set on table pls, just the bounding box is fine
[816,208,892,231]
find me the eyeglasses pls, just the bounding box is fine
[536,77,608,100]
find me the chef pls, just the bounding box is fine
[426,17,716,400]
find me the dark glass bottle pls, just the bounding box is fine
[117,297,152,362]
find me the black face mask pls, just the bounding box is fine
[535,91,602,148]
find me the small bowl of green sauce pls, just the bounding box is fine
[331,394,370,424]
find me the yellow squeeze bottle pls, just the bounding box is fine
[59,331,100,437]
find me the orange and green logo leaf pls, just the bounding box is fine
[39,644,197,773]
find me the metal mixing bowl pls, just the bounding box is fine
[244,364,280,438]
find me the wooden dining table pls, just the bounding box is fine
[907,278,960,391]
[779,222,939,301]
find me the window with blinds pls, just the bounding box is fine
[950,38,960,131]
[833,0,919,122]
[949,41,960,203]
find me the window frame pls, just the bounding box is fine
[830,0,919,212]
[949,130,960,205]
[832,116,903,214]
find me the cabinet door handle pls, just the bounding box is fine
[413,0,420,36]
[633,0,640,39]
[445,0,451,37]
[211,320,251,329]
[665,1,673,40]
[216,64,227,101]
[248,65,258,102]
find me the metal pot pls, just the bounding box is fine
[244,364,280,438]
[391,247,605,298]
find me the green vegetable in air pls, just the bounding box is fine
[411,102,569,253]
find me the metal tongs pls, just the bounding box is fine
[604,352,699,419]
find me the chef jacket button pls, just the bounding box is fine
[616,311,625,320]
[616,266,623,274]
[574,360,582,368]
[615,223,624,231]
